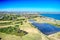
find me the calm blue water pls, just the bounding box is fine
[32,23,60,35]
[29,20,60,35]
[40,14,60,20]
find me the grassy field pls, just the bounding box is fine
[0,20,49,40]
[0,14,60,40]
[0,14,49,40]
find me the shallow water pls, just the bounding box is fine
[29,20,60,35]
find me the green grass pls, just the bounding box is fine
[0,22,12,26]
[0,25,28,37]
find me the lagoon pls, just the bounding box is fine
[29,20,60,35]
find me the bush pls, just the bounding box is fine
[0,25,28,36]
[0,22,12,26]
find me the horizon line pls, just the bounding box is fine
[0,8,60,12]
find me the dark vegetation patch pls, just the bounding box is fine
[0,25,28,36]
[0,38,2,40]
[0,22,12,26]
[0,14,19,21]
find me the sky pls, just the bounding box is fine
[0,0,60,12]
